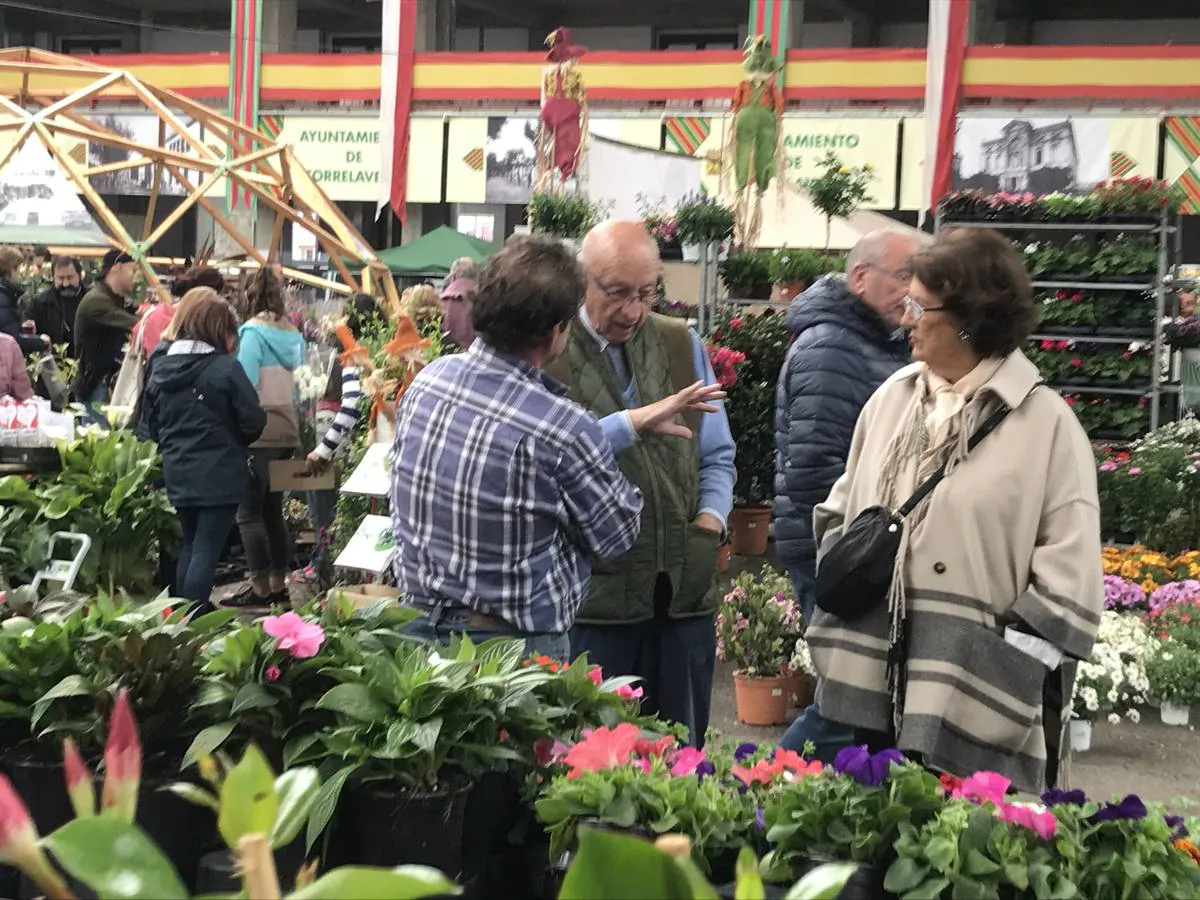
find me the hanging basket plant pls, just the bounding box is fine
[528,191,603,240]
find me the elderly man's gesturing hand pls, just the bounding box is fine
[628,380,726,439]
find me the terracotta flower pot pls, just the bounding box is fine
[729,505,771,557]
[782,672,813,709]
[733,672,790,726]
[778,280,807,302]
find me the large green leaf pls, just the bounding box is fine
[305,764,355,852]
[315,683,389,722]
[45,818,188,899]
[31,674,92,728]
[183,722,238,770]
[217,745,278,849]
[231,683,276,715]
[785,863,859,900]
[286,865,459,900]
[271,768,320,850]
[558,827,716,900]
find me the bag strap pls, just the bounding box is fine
[895,399,1016,518]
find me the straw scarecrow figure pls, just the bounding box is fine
[721,35,786,246]
[535,27,589,193]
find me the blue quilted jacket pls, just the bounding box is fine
[773,275,910,568]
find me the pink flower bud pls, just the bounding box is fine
[62,739,95,819]
[100,690,141,823]
[265,665,282,682]
[0,772,67,898]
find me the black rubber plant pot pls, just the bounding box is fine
[343,777,473,875]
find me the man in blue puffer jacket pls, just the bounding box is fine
[774,228,917,759]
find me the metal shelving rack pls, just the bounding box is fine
[936,207,1179,435]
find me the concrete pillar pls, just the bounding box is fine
[260,0,298,53]
[138,10,154,52]
[786,0,805,50]
[413,0,455,53]
[970,0,1001,44]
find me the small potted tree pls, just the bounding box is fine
[715,566,805,726]
[1147,640,1200,726]
[805,152,874,250]
[675,195,735,262]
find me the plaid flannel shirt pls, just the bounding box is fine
[389,340,643,633]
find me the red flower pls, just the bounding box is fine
[1039,340,1054,351]
[773,748,822,778]
[939,773,964,795]
[732,759,782,786]
[729,318,743,330]
[586,667,603,685]
[633,735,676,759]
[100,691,141,823]
[563,723,640,778]
[1070,358,1082,368]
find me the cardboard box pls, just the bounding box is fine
[269,459,336,492]
[330,582,402,609]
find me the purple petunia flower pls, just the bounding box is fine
[832,745,906,787]
[754,808,765,830]
[695,760,716,780]
[1041,787,1088,807]
[734,742,758,761]
[1089,795,1148,824]
[1103,575,1147,612]
[1165,815,1189,840]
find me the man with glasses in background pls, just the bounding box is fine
[545,219,736,747]
[773,227,917,761]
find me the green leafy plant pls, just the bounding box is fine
[529,191,604,240]
[1146,640,1200,706]
[715,566,804,678]
[717,248,772,299]
[804,152,875,249]
[706,308,790,504]
[768,248,843,287]
[674,195,735,246]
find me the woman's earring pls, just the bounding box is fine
[958,330,970,343]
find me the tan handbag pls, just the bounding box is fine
[106,323,146,428]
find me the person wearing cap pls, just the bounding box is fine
[440,275,477,350]
[74,249,138,416]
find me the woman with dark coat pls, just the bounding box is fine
[141,287,267,609]
[0,245,48,356]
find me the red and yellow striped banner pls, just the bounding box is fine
[463,147,484,171]
[49,45,1200,106]
[664,117,711,155]
[1109,151,1136,178]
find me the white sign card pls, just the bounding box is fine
[339,442,392,497]
[333,514,395,574]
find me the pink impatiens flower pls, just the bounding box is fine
[262,612,325,659]
[563,723,640,779]
[586,667,603,686]
[265,665,282,682]
[616,684,644,701]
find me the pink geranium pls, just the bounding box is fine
[262,612,325,659]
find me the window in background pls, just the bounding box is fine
[60,37,123,55]
[457,214,495,243]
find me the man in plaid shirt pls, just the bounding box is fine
[389,235,724,657]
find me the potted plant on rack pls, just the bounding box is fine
[768,247,824,301]
[1146,640,1200,726]
[675,194,735,262]
[528,191,603,245]
[715,567,805,726]
[707,308,789,554]
[639,195,682,260]
[803,152,874,250]
[717,248,773,300]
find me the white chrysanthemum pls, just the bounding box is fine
[1107,713,1121,725]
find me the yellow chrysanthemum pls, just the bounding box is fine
[1120,561,1143,579]
[1141,577,1159,593]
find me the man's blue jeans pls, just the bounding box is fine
[780,563,855,763]
[399,607,570,661]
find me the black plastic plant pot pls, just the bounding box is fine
[460,772,518,880]
[717,881,789,900]
[5,757,74,838]
[195,840,308,895]
[137,778,223,891]
[343,777,473,875]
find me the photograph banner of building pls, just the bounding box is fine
[485,117,537,205]
[86,113,204,197]
[0,138,108,245]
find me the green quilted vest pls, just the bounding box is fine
[545,313,721,623]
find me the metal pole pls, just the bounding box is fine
[1151,206,1169,432]
[697,243,708,334]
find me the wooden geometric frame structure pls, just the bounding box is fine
[0,47,399,307]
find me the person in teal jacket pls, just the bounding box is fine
[226,268,306,609]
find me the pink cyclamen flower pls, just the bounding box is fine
[956,771,1011,806]
[62,738,95,819]
[262,612,325,659]
[616,684,644,701]
[101,690,141,824]
[265,665,282,682]
[997,802,1058,840]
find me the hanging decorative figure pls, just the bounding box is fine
[721,35,785,247]
[535,27,588,193]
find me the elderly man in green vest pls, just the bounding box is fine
[545,220,737,746]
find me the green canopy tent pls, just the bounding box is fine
[376,225,500,277]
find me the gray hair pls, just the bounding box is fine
[845,228,914,274]
[447,256,478,283]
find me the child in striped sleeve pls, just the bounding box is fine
[295,292,378,588]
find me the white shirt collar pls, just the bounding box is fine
[577,306,610,352]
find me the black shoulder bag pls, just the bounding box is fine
[814,402,1014,622]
